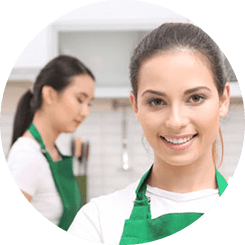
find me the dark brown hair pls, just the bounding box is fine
[130,23,227,99]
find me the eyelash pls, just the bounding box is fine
[78,98,94,107]
[189,94,206,104]
[77,98,83,103]
[148,99,166,106]
[147,94,206,107]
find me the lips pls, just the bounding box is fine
[75,120,82,124]
[159,133,198,151]
[161,134,198,145]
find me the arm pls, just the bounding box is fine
[21,190,32,202]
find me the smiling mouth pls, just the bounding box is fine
[160,134,198,145]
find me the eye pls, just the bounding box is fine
[148,98,166,106]
[77,98,83,103]
[188,94,205,104]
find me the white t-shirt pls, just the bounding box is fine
[68,179,223,245]
[7,137,63,225]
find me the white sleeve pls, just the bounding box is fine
[8,151,44,196]
[68,200,103,243]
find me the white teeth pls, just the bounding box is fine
[164,136,193,145]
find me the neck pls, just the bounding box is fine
[31,110,60,150]
[147,153,217,193]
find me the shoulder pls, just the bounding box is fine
[8,137,42,160]
[7,137,47,196]
[91,181,138,210]
[76,180,138,217]
[68,181,139,244]
[78,181,138,222]
[7,137,46,173]
[9,136,40,151]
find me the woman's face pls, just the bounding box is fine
[51,73,95,133]
[131,50,230,167]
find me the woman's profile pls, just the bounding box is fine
[7,55,95,231]
[68,22,232,244]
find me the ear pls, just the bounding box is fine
[219,83,230,118]
[130,92,138,114]
[41,86,57,106]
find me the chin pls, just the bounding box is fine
[69,128,77,133]
[62,126,77,134]
[161,159,192,167]
[156,153,197,168]
[169,161,194,167]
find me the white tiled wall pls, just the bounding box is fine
[1,101,244,201]
[66,109,152,200]
[220,102,245,177]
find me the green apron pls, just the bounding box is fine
[119,165,228,244]
[28,123,82,231]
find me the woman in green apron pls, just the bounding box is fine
[68,23,231,244]
[7,55,95,231]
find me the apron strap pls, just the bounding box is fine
[28,123,46,151]
[129,166,153,220]
[135,165,153,200]
[215,167,228,196]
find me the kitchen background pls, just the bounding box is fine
[1,1,244,202]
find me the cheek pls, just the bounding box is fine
[57,99,76,120]
[137,112,160,138]
[195,104,220,138]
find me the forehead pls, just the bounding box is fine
[70,73,94,85]
[61,73,95,98]
[138,50,216,94]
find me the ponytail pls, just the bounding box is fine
[11,90,34,146]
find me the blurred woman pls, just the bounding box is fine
[8,55,95,231]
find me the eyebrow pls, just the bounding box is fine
[141,86,212,97]
[141,90,166,97]
[184,86,212,95]
[77,92,95,100]
[77,92,88,98]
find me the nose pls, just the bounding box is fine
[165,104,188,130]
[80,103,90,119]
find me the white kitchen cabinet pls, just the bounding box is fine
[58,29,148,98]
[7,1,189,98]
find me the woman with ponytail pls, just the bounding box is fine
[8,55,95,231]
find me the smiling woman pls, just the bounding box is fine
[68,23,231,245]
[134,50,229,171]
